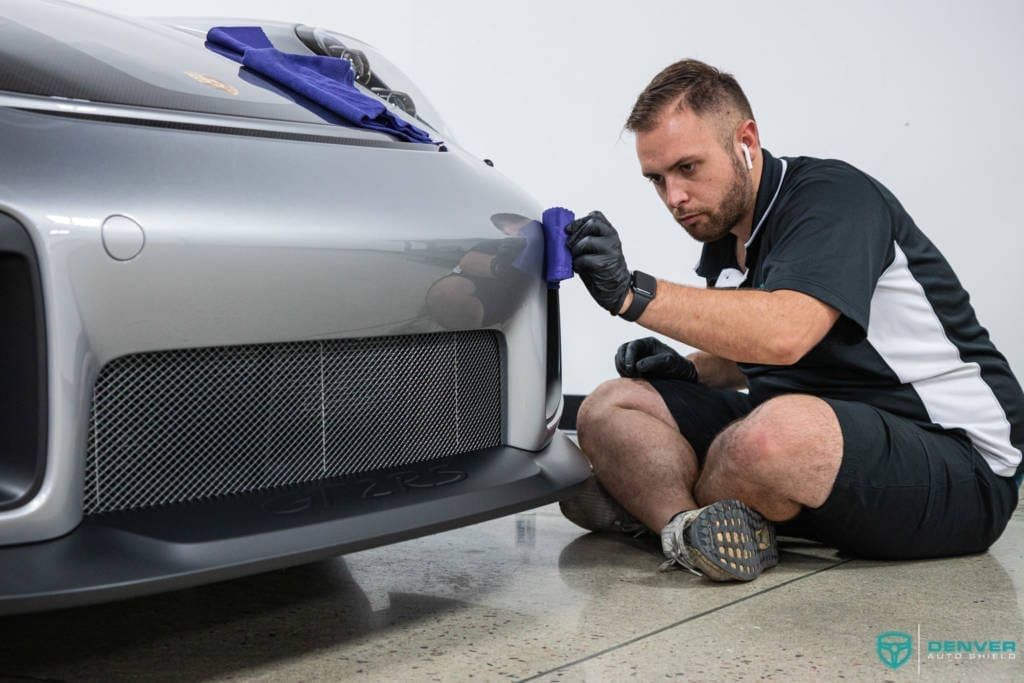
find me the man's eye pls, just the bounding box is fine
[679,163,695,174]
[648,175,664,186]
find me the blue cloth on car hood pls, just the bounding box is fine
[541,207,574,288]
[206,26,434,144]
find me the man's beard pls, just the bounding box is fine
[676,152,754,243]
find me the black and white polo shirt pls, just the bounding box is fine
[696,149,1024,482]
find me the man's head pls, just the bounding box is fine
[626,59,760,243]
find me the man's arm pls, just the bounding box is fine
[687,351,747,389]
[566,211,840,366]
[621,280,840,365]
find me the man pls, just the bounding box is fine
[561,58,1023,582]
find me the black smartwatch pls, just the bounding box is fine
[620,270,657,322]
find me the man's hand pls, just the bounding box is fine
[565,211,631,315]
[615,337,699,383]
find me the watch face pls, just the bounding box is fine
[622,271,655,321]
[633,271,656,297]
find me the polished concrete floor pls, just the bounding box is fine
[2,489,1023,681]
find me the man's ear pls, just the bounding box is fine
[737,119,760,156]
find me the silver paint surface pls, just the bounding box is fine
[0,23,557,541]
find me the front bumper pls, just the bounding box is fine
[0,432,589,615]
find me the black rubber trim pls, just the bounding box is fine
[0,213,47,512]
[559,394,585,431]
[0,433,589,615]
[544,288,562,421]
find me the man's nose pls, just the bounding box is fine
[665,177,690,208]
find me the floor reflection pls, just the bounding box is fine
[0,558,474,681]
[1,509,1020,682]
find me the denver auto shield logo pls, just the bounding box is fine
[877,631,913,670]
[184,71,239,95]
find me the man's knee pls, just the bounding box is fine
[707,420,781,483]
[705,394,841,495]
[707,397,807,478]
[577,378,670,452]
[577,378,641,443]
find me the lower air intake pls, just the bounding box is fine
[84,331,502,515]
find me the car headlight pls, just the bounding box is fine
[295,24,453,141]
[295,25,377,89]
[370,87,416,117]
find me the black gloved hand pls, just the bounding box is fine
[565,211,631,315]
[615,337,699,383]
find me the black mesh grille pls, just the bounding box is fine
[84,332,501,515]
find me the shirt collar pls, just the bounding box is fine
[744,148,787,249]
[693,148,787,280]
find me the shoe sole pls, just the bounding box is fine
[687,500,778,581]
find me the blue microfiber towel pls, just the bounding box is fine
[206,26,434,144]
[542,207,575,288]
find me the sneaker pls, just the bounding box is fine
[659,499,778,581]
[559,476,648,536]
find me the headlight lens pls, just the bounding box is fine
[370,88,416,116]
[295,24,452,141]
[324,44,372,86]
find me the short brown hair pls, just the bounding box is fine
[625,59,754,133]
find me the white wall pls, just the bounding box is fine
[81,0,1024,394]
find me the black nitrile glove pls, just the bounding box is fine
[615,337,699,383]
[565,211,631,315]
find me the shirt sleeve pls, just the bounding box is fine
[759,165,895,338]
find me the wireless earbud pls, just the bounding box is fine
[741,143,753,170]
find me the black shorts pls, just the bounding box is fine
[646,378,1019,560]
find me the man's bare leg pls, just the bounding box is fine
[657,394,843,581]
[695,394,843,520]
[575,378,699,532]
[573,384,845,581]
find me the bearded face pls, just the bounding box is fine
[636,105,759,244]
[671,148,754,243]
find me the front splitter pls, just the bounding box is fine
[0,432,590,615]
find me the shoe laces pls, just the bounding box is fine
[659,509,703,576]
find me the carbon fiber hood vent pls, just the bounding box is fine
[84,331,502,515]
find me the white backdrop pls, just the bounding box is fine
[80,0,1024,394]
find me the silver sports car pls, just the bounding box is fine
[0,0,589,614]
